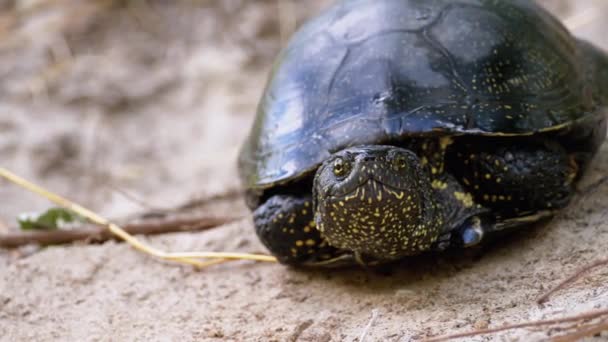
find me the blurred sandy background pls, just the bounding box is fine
[0,1,607,340]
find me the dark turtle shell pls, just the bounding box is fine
[239,0,604,190]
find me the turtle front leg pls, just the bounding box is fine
[434,210,556,251]
[449,138,578,215]
[253,194,352,266]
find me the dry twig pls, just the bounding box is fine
[0,167,277,267]
[548,319,608,342]
[537,258,608,304]
[424,309,608,342]
[0,215,242,248]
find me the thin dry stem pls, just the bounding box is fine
[424,309,608,342]
[548,319,608,342]
[0,167,277,267]
[537,258,608,304]
[0,215,241,248]
[359,309,379,342]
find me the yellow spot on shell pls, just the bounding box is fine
[295,240,304,247]
[439,137,453,150]
[305,239,316,246]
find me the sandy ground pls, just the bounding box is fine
[0,1,607,341]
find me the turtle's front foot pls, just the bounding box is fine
[253,194,350,266]
[433,210,556,251]
[432,216,489,251]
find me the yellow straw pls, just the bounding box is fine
[0,167,277,267]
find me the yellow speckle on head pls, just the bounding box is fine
[485,174,492,180]
[496,177,502,183]
[303,226,311,233]
[432,179,448,190]
[431,167,438,174]
[385,190,405,200]
[302,209,308,215]
[421,156,429,166]
[454,191,474,208]
[304,202,310,207]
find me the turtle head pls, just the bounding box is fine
[313,145,443,260]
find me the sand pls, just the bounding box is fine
[1,1,607,341]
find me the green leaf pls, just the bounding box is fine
[18,208,84,231]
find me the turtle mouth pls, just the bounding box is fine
[326,178,407,201]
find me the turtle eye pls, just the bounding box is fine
[332,157,351,178]
[392,153,408,170]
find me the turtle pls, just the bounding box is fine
[238,0,608,267]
